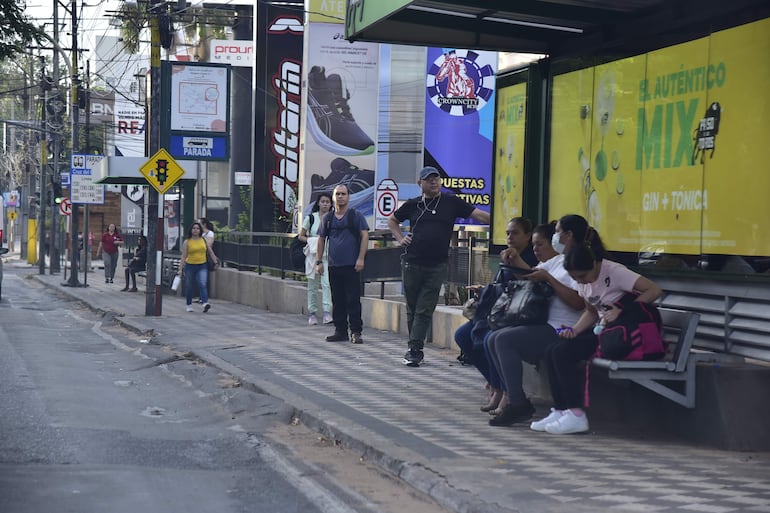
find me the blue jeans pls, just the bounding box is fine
[454,321,501,389]
[185,263,209,305]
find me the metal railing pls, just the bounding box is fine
[212,229,492,296]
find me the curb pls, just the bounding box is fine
[192,349,518,513]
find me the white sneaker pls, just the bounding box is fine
[545,410,589,434]
[202,303,211,313]
[308,314,318,325]
[186,305,194,312]
[530,409,564,432]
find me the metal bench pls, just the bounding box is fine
[591,307,701,408]
[134,257,180,290]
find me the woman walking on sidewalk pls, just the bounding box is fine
[96,224,123,284]
[178,222,219,313]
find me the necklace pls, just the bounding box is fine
[423,193,441,215]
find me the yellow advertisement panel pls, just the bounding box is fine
[493,82,527,245]
[702,18,770,256]
[308,0,345,23]
[549,17,770,256]
[549,68,595,221]
[636,38,709,254]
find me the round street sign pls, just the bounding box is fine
[377,191,397,217]
[59,197,72,216]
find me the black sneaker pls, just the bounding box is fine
[307,66,374,156]
[351,332,363,344]
[402,349,424,367]
[311,157,374,199]
[326,331,348,342]
[488,401,536,427]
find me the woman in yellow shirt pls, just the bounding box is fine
[178,222,219,312]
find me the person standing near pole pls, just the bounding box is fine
[387,166,490,367]
[96,223,123,284]
[316,184,369,344]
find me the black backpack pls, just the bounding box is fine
[289,215,315,271]
[322,208,361,243]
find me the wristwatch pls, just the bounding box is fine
[315,260,323,265]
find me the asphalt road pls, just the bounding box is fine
[0,269,401,513]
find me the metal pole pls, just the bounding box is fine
[82,60,90,287]
[65,0,81,286]
[145,14,163,316]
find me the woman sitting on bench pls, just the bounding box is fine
[531,226,662,435]
[121,235,147,292]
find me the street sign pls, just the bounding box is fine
[8,210,17,221]
[59,197,72,216]
[375,179,399,230]
[140,148,185,194]
[70,154,105,204]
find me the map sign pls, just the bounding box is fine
[169,63,228,133]
[70,154,105,204]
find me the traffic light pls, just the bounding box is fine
[51,179,63,206]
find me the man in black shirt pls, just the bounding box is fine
[388,166,490,366]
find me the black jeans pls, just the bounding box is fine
[544,332,599,409]
[328,265,363,334]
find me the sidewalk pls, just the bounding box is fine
[19,257,770,513]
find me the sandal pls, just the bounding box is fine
[480,390,502,412]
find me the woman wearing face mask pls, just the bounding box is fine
[550,214,607,256]
[483,222,584,426]
[299,193,334,325]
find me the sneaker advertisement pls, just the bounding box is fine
[301,21,379,223]
[424,48,497,226]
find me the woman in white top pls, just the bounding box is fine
[199,217,215,248]
[298,193,333,325]
[485,222,584,427]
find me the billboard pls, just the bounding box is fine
[301,21,379,221]
[424,48,497,224]
[548,17,770,256]
[492,82,527,245]
[254,2,304,231]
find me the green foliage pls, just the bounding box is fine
[118,2,148,54]
[236,186,251,232]
[0,0,43,61]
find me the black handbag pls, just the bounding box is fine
[487,280,553,330]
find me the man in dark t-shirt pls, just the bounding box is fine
[388,166,490,366]
[317,184,370,345]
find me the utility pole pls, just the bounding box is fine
[49,0,63,274]
[65,0,82,286]
[39,59,49,272]
[146,12,163,315]
[82,59,90,287]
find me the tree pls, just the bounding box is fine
[0,0,43,61]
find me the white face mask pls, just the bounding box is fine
[551,233,566,254]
